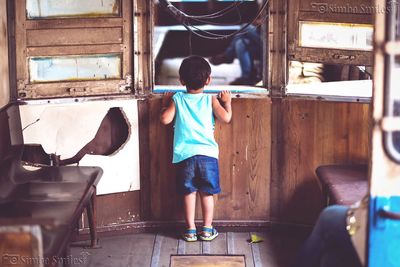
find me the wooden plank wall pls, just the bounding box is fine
[147,97,272,221]
[271,99,370,224]
[81,191,141,230]
[144,96,370,224]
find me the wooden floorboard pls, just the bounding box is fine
[129,233,156,267]
[70,233,156,267]
[150,234,163,267]
[70,231,305,267]
[210,232,227,254]
[231,232,254,267]
[257,231,282,267]
[201,241,211,254]
[227,232,235,255]
[152,233,179,267]
[177,239,185,255]
[250,232,263,267]
[185,238,202,254]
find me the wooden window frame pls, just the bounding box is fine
[150,0,270,94]
[287,0,374,66]
[15,0,132,99]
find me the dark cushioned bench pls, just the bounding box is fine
[316,164,368,206]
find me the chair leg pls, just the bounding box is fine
[87,186,100,248]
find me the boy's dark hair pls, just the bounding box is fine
[179,55,211,90]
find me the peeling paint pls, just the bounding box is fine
[78,100,140,195]
[20,99,140,195]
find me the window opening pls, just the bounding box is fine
[287,61,373,101]
[154,0,268,91]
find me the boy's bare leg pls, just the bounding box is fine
[199,192,214,228]
[184,192,197,229]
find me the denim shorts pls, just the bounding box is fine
[175,155,221,195]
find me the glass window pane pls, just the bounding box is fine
[26,0,120,19]
[299,21,373,51]
[29,54,121,83]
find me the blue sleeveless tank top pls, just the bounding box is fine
[172,92,219,163]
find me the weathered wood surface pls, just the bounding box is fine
[0,1,10,109]
[71,231,303,267]
[147,96,370,224]
[27,27,123,47]
[271,99,370,224]
[14,0,132,99]
[287,0,373,65]
[170,255,245,267]
[148,97,272,221]
[80,191,141,231]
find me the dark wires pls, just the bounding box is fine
[158,0,269,40]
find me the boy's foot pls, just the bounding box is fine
[199,226,218,241]
[182,229,197,242]
[209,54,233,65]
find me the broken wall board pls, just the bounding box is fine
[0,1,10,109]
[19,99,140,195]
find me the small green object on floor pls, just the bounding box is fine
[249,233,264,244]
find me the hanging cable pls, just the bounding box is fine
[158,0,270,40]
[159,0,244,20]
[189,6,243,26]
[188,30,192,55]
[185,1,244,19]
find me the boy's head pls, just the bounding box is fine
[179,56,211,90]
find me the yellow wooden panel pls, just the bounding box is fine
[171,255,245,267]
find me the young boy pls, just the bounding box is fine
[160,55,232,242]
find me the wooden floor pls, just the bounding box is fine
[70,231,304,267]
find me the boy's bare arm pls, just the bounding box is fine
[160,93,176,125]
[212,91,232,123]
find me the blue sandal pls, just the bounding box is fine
[182,229,197,242]
[199,226,218,241]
